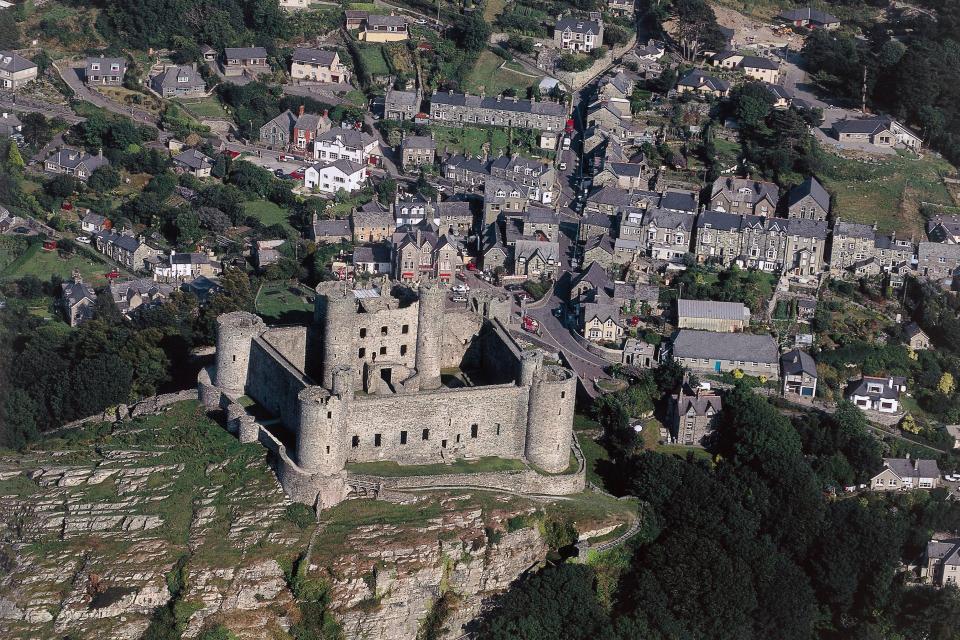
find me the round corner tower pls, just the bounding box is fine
[518,349,544,387]
[316,282,357,388]
[215,311,266,396]
[296,385,348,475]
[525,365,576,473]
[415,281,444,390]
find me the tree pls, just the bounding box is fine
[20,113,53,149]
[5,142,24,171]
[729,81,776,128]
[196,207,232,233]
[45,174,80,199]
[452,12,491,53]
[375,177,396,203]
[673,0,725,61]
[0,9,20,49]
[938,372,955,395]
[88,165,121,194]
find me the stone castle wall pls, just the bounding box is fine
[247,336,309,427]
[262,325,308,372]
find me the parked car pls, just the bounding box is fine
[274,168,285,178]
[452,283,469,293]
[75,236,91,244]
[521,316,540,333]
[278,154,296,162]
[451,294,467,303]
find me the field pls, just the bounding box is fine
[819,151,956,238]
[175,96,228,119]
[355,45,391,77]
[255,281,316,324]
[346,456,529,476]
[462,50,538,96]
[241,199,292,228]
[482,0,508,21]
[0,242,122,286]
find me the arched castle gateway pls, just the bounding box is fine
[198,280,584,509]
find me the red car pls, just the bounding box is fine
[290,169,305,180]
[522,316,540,333]
[61,202,73,211]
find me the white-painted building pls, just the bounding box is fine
[304,159,367,194]
[313,127,379,164]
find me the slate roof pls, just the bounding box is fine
[151,64,206,92]
[659,190,698,213]
[173,149,213,170]
[673,329,779,363]
[295,112,329,132]
[834,220,875,240]
[292,47,337,66]
[312,217,352,239]
[317,127,376,148]
[588,186,658,209]
[61,280,96,307]
[430,91,567,116]
[82,212,108,227]
[367,14,407,27]
[927,540,960,567]
[47,147,108,172]
[882,457,940,481]
[96,230,143,253]
[225,47,268,59]
[109,278,174,312]
[572,261,612,291]
[608,161,645,177]
[85,56,126,75]
[740,55,779,70]
[788,176,830,211]
[311,158,365,175]
[0,50,36,73]
[832,117,893,135]
[711,176,780,207]
[848,376,904,400]
[353,244,391,264]
[678,299,749,322]
[677,69,730,93]
[402,135,435,150]
[445,154,491,174]
[582,302,623,325]
[676,391,722,417]
[778,7,839,24]
[918,241,960,263]
[435,200,473,217]
[787,218,829,239]
[515,238,560,263]
[262,109,298,134]
[385,88,420,107]
[781,348,816,377]
[170,252,212,265]
[643,207,694,231]
[697,209,741,231]
[581,210,614,230]
[555,16,602,35]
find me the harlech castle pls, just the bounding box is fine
[198,280,583,509]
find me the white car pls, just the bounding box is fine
[451,284,470,293]
[75,236,91,244]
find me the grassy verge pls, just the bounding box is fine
[577,434,610,490]
[255,281,316,324]
[0,242,121,285]
[346,456,529,477]
[242,199,293,228]
[175,96,228,119]
[462,50,536,96]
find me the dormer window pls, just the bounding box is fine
[91,63,100,71]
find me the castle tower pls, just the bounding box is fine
[415,281,444,390]
[518,349,543,387]
[525,365,576,473]
[317,282,357,388]
[296,386,348,475]
[214,312,266,396]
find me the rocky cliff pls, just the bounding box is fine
[0,402,634,639]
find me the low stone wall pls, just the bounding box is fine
[55,389,199,432]
[570,328,623,363]
[553,35,638,90]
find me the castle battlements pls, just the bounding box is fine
[199,280,582,509]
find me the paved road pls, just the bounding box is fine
[53,61,162,130]
[0,93,83,124]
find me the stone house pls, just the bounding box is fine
[787,176,830,221]
[569,261,612,305]
[586,185,659,217]
[293,109,333,153]
[607,0,634,17]
[780,349,817,398]
[514,239,560,278]
[580,303,624,342]
[829,220,877,271]
[583,234,618,269]
[109,278,175,317]
[224,47,270,77]
[384,88,421,121]
[352,243,392,275]
[436,201,474,237]
[599,71,635,100]
[344,10,368,30]
[81,212,111,235]
[870,456,940,491]
[673,329,780,380]
[739,56,780,83]
[291,48,351,84]
[926,214,960,244]
[61,273,96,327]
[392,224,463,283]
[784,218,828,276]
[694,210,743,266]
[847,375,906,413]
[553,16,604,53]
[778,7,840,29]
[443,154,491,188]
[150,64,206,98]
[490,155,557,204]
[622,338,656,367]
[483,178,530,225]
[579,210,614,242]
[658,190,699,214]
[677,299,750,332]
[832,116,922,151]
[0,51,37,89]
[94,230,160,271]
[739,215,788,271]
[924,538,960,587]
[400,135,435,170]
[481,222,509,272]
[642,207,694,262]
[905,322,931,351]
[670,385,722,446]
[311,217,352,244]
[594,161,651,191]
[351,201,395,243]
[260,110,298,147]
[314,127,379,164]
[304,159,367,194]
[45,147,109,180]
[172,149,213,178]
[676,70,730,98]
[917,241,960,282]
[360,14,409,42]
[520,209,561,242]
[149,251,221,283]
[0,111,21,137]
[710,176,779,216]
[85,56,126,85]
[430,91,567,132]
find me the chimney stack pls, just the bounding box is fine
[299,104,305,117]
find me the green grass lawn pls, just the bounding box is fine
[242,199,292,228]
[819,151,955,238]
[482,0,507,21]
[346,456,529,477]
[462,50,537,96]
[574,413,600,432]
[1,243,121,286]
[175,96,228,119]
[431,125,521,158]
[656,444,714,463]
[577,433,611,490]
[355,45,391,77]
[255,281,316,324]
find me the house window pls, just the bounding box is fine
[351,435,359,448]
[400,430,407,444]
[471,424,478,438]
[374,433,382,447]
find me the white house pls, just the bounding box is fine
[304,159,367,194]
[313,127,379,164]
[847,375,906,413]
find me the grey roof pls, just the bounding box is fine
[367,14,407,27]
[492,155,553,176]
[96,230,143,253]
[834,220,875,240]
[353,206,393,227]
[0,51,36,73]
[905,322,927,339]
[832,117,893,135]
[225,47,268,59]
[109,278,174,311]
[430,91,566,117]
[918,241,960,262]
[643,207,694,231]
[608,161,645,177]
[581,210,613,229]
[673,329,779,363]
[292,47,337,66]
[151,65,205,91]
[295,112,329,132]
[781,349,816,377]
[848,376,903,400]
[788,176,830,212]
[779,7,839,24]
[47,147,108,172]
[171,252,211,265]
[402,135,435,150]
[317,126,376,148]
[173,149,213,170]
[445,154,491,174]
[584,233,616,256]
[677,69,730,92]
[485,177,531,201]
[739,56,779,71]
[436,200,472,217]
[632,284,660,302]
[353,244,391,264]
[262,109,298,134]
[765,83,792,100]
[582,302,623,325]
[572,261,612,290]
[386,88,420,106]
[697,209,741,232]
[588,186,658,209]
[312,158,365,175]
[677,299,749,321]
[313,217,352,238]
[61,280,96,307]
[927,540,960,566]
[85,56,126,75]
[525,209,560,225]
[882,457,940,481]
[515,238,560,262]
[711,176,780,207]
[659,190,698,213]
[787,218,829,239]
[555,16,602,34]
[82,212,108,226]
[676,391,722,417]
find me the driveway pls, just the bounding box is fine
[54,61,160,128]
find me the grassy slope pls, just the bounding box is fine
[346,456,529,476]
[0,242,122,285]
[242,199,292,228]
[255,281,316,324]
[462,50,537,96]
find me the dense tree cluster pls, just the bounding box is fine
[661,264,776,314]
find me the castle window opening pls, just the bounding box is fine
[351,435,359,448]
[374,433,382,447]
[496,423,501,435]
[400,344,407,356]
[471,424,478,438]
[379,346,387,355]
[381,326,388,335]
[326,446,330,454]
[402,324,409,334]
[400,430,407,444]
[561,391,565,399]
[358,348,366,358]
[441,439,447,448]
[422,428,430,440]
[456,434,461,443]
[327,411,332,419]
[233,355,236,362]
[360,328,366,338]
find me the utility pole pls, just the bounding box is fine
[861,66,867,115]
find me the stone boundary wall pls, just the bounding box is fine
[348,463,585,496]
[570,329,623,363]
[554,34,638,90]
[54,389,199,432]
